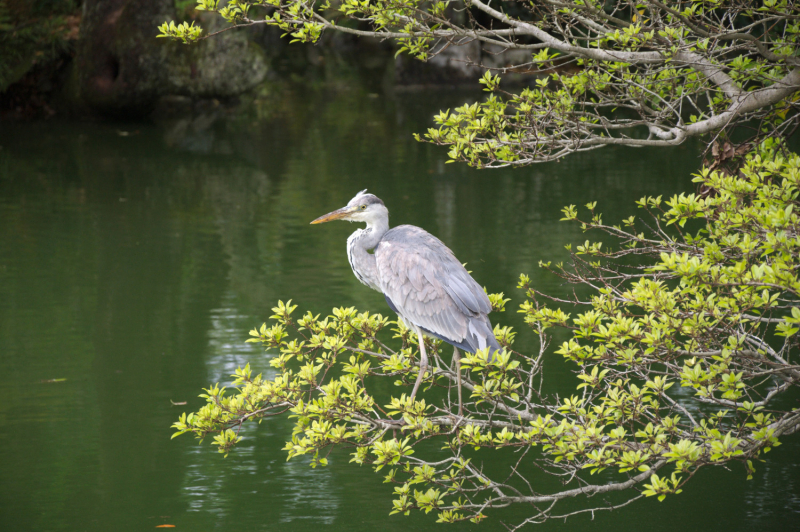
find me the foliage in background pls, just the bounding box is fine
[0,0,78,92]
[172,141,800,528]
[159,1,800,165]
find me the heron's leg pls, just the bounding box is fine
[410,332,428,401]
[454,347,463,417]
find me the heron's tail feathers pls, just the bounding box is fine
[413,313,501,361]
[464,316,501,360]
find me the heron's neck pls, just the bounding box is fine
[346,218,388,292]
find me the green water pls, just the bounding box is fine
[0,86,798,531]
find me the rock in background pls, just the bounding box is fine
[74,0,267,115]
[1,1,544,119]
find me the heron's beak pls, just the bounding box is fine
[310,206,354,224]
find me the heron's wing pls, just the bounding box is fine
[375,225,492,346]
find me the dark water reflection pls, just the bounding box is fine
[0,85,797,531]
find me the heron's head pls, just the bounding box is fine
[311,189,388,226]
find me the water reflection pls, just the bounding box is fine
[279,458,339,525]
[180,400,341,529]
[433,179,457,246]
[205,293,268,384]
[0,83,798,532]
[743,454,800,524]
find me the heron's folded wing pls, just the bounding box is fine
[375,225,491,344]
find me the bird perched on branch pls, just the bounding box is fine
[311,189,500,412]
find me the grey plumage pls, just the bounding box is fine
[376,225,499,355]
[311,189,500,405]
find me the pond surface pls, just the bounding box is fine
[1,84,798,531]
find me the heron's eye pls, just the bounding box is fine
[360,205,367,210]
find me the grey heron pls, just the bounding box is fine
[311,189,500,413]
